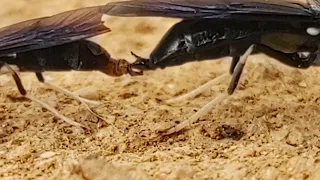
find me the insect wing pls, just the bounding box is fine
[103,0,317,19]
[0,6,110,57]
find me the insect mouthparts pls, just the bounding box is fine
[130,51,153,70]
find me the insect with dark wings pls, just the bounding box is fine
[103,0,320,134]
[0,5,142,128]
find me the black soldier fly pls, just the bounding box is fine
[103,0,320,134]
[0,5,142,128]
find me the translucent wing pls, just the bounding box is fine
[103,0,318,19]
[0,6,110,57]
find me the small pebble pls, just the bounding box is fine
[40,151,56,159]
[298,81,307,87]
[74,87,100,100]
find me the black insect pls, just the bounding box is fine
[102,0,320,134]
[0,5,142,128]
[104,0,320,93]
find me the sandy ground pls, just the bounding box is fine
[2,0,320,179]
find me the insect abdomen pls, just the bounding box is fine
[5,42,81,72]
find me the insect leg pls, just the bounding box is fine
[165,55,242,104]
[227,44,316,95]
[230,56,240,74]
[34,72,111,124]
[2,64,85,128]
[255,44,314,69]
[35,72,100,105]
[163,93,228,135]
[165,73,229,104]
[227,45,255,94]
[162,46,255,135]
[161,43,316,135]
[1,65,27,96]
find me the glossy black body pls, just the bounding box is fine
[3,40,111,73]
[142,18,319,70]
[0,5,145,99]
[0,6,114,74]
[103,0,320,70]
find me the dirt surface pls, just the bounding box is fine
[2,0,320,179]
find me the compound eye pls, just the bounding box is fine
[307,27,320,36]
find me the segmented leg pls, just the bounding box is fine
[165,55,243,104]
[165,73,229,104]
[35,72,100,105]
[255,44,315,69]
[35,72,113,125]
[3,64,85,128]
[163,45,255,135]
[227,45,255,94]
[229,56,240,74]
[163,93,228,135]
[162,43,317,135]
